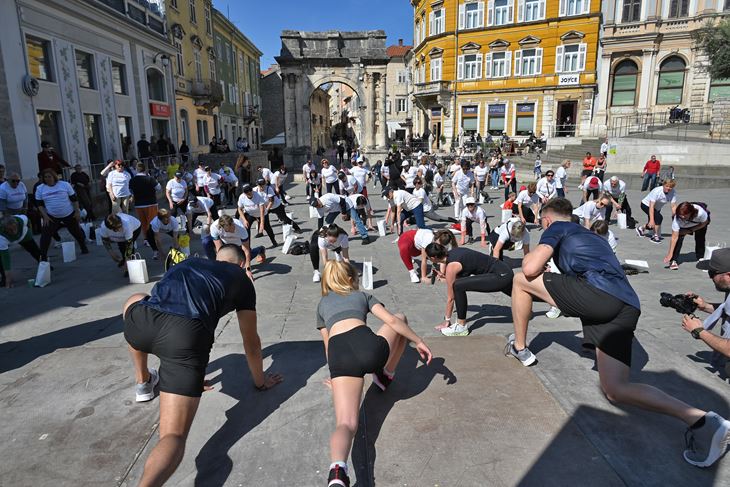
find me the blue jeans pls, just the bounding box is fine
[317,211,340,230]
[350,208,368,239]
[641,173,657,192]
[490,169,500,187]
[556,188,566,198]
[202,235,263,261]
[399,204,427,233]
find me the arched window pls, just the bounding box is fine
[611,60,638,106]
[656,56,686,104]
[146,68,166,102]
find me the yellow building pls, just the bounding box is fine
[166,0,222,155]
[410,0,600,149]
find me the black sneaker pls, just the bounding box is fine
[361,236,371,245]
[327,465,350,487]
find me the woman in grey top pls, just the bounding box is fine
[317,260,432,487]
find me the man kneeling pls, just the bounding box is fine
[122,245,282,486]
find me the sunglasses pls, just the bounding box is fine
[10,179,20,183]
[546,174,554,177]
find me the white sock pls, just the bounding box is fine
[329,461,348,473]
[383,367,395,378]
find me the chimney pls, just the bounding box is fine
[398,39,403,46]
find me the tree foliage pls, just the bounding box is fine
[693,19,730,80]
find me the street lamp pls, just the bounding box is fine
[153,52,170,67]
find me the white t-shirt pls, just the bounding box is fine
[573,201,606,223]
[318,233,349,250]
[0,181,28,210]
[392,190,422,211]
[403,167,418,188]
[603,180,626,199]
[449,162,461,176]
[107,170,131,197]
[671,204,709,232]
[434,173,444,188]
[35,181,76,218]
[460,206,488,234]
[259,167,273,183]
[474,165,489,183]
[220,170,238,185]
[166,178,187,202]
[319,193,346,215]
[238,191,267,216]
[271,170,286,188]
[414,228,434,250]
[351,166,369,188]
[204,173,222,195]
[340,175,358,195]
[536,177,556,200]
[413,187,432,212]
[501,164,516,181]
[210,218,249,245]
[641,186,677,211]
[303,163,316,180]
[321,165,338,184]
[188,196,214,215]
[194,168,207,187]
[452,170,474,195]
[555,166,567,189]
[495,218,531,245]
[515,190,539,207]
[150,215,179,233]
[347,194,370,211]
[100,213,141,242]
[256,184,281,210]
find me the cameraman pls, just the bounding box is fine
[681,248,730,358]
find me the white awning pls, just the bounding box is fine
[387,121,404,134]
[262,132,285,145]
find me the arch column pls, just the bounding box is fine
[377,73,387,149]
[366,73,376,149]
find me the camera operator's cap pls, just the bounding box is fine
[464,196,476,205]
[699,248,730,273]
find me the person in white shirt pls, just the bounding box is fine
[385,186,427,235]
[474,159,489,197]
[237,184,276,246]
[459,197,489,247]
[203,214,263,277]
[203,166,223,208]
[433,167,446,205]
[0,174,28,213]
[602,176,630,223]
[573,196,610,229]
[165,171,189,219]
[533,155,542,180]
[347,193,375,234]
[219,166,239,206]
[255,178,301,235]
[149,208,180,259]
[0,215,42,288]
[489,217,530,260]
[320,159,339,194]
[185,195,215,235]
[451,160,475,217]
[555,160,571,198]
[501,159,517,201]
[515,183,540,224]
[591,220,618,253]
[257,165,274,185]
[311,192,370,244]
[638,179,678,243]
[600,138,609,158]
[535,171,557,204]
[193,162,207,196]
[309,224,351,282]
[106,160,132,214]
[664,201,710,270]
[350,159,370,197]
[271,165,290,203]
[100,212,141,274]
[401,160,418,192]
[413,178,456,223]
[302,159,317,198]
[338,171,359,196]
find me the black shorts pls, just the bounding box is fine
[581,169,594,177]
[124,302,214,397]
[328,326,390,379]
[543,273,640,367]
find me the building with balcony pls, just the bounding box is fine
[410,0,601,149]
[386,39,414,142]
[310,87,332,152]
[327,83,362,147]
[595,0,730,130]
[166,0,219,155]
[212,9,263,151]
[0,0,176,179]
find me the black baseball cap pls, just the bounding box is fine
[242,184,252,193]
[174,171,183,177]
[256,178,266,185]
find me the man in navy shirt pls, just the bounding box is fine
[506,198,730,468]
[122,245,282,485]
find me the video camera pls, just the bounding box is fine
[659,292,698,316]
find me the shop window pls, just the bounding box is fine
[515,103,535,135]
[75,50,95,89]
[26,35,53,81]
[611,60,638,106]
[656,56,685,105]
[461,105,479,134]
[487,104,506,135]
[84,114,103,165]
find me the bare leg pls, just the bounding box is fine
[511,273,556,350]
[329,376,364,463]
[596,349,705,426]
[123,293,151,384]
[376,313,409,373]
[138,392,201,487]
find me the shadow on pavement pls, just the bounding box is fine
[193,341,325,486]
[351,347,457,487]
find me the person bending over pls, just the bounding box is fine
[310,224,351,283]
[413,178,456,224]
[0,215,42,288]
[489,217,530,260]
[100,213,141,277]
[203,215,264,279]
[459,197,489,247]
[664,201,709,271]
[149,209,180,260]
[506,197,730,468]
[398,229,457,284]
[637,180,677,244]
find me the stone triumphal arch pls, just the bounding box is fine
[276,30,390,166]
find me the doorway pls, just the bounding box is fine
[556,101,577,137]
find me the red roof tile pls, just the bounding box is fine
[387,44,412,57]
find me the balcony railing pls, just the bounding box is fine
[191,79,223,107]
[414,81,451,96]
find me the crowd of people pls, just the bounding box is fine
[1,140,729,487]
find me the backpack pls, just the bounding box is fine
[288,241,311,255]
[165,247,187,271]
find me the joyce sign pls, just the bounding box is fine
[558,74,580,86]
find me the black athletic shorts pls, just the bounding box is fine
[328,326,390,379]
[543,273,640,367]
[124,302,214,397]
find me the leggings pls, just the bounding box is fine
[397,230,420,271]
[640,203,663,226]
[424,210,457,223]
[504,179,517,200]
[40,212,89,261]
[148,229,174,252]
[326,181,339,194]
[671,225,708,262]
[317,211,340,230]
[270,205,300,231]
[243,212,276,245]
[453,261,514,320]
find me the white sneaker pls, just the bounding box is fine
[135,368,159,402]
[409,269,420,283]
[441,323,469,336]
[313,270,321,282]
[546,307,562,319]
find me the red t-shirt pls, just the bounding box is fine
[643,160,661,174]
[583,157,597,170]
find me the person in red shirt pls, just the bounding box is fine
[37,141,70,177]
[581,151,597,184]
[642,155,661,191]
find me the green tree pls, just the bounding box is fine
[693,19,730,79]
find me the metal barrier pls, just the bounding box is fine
[606,107,728,143]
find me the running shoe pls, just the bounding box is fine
[546,307,562,319]
[327,465,350,487]
[372,370,393,391]
[669,261,679,270]
[650,235,662,244]
[313,270,321,282]
[409,269,420,283]
[684,412,730,467]
[441,324,469,336]
[135,368,159,402]
[257,248,266,263]
[635,226,645,237]
[505,334,537,366]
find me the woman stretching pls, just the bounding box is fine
[398,229,458,284]
[426,244,514,337]
[664,201,710,270]
[318,260,432,487]
[310,224,351,283]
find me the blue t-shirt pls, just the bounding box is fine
[141,258,256,333]
[540,221,640,310]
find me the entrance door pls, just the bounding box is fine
[556,101,577,137]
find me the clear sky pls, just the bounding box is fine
[212,0,414,69]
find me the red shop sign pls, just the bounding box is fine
[150,103,171,117]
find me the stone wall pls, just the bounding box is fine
[710,98,730,140]
[607,137,730,172]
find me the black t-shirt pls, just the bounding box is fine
[129,174,159,206]
[137,140,151,158]
[447,247,498,277]
[70,172,90,188]
[141,258,256,333]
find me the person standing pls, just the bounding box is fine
[37,142,70,176]
[506,197,730,469]
[193,162,207,196]
[0,173,28,215]
[129,162,161,247]
[581,152,597,185]
[664,201,710,270]
[600,138,609,158]
[536,170,557,206]
[302,158,317,199]
[501,159,517,201]
[321,159,339,194]
[219,166,239,206]
[179,140,190,163]
[595,155,607,182]
[137,135,152,164]
[641,155,661,191]
[555,160,571,199]
[122,246,282,486]
[69,165,95,221]
[166,171,189,222]
[106,160,133,214]
[350,158,370,197]
[203,166,223,208]
[235,154,251,190]
[35,169,89,261]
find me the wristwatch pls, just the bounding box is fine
[691,327,704,339]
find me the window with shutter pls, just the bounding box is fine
[476,54,483,79]
[536,48,543,74]
[459,3,465,29]
[487,0,495,25]
[429,11,434,36]
[485,53,493,78]
[477,2,485,27]
[555,45,564,73]
[578,44,586,71]
[505,51,512,76]
[458,55,465,80]
[559,0,567,16]
[518,0,525,22]
[508,0,514,22]
[514,50,522,76]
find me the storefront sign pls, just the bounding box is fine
[558,74,580,86]
[431,107,442,120]
[150,103,171,117]
[516,103,535,114]
[462,105,478,116]
[488,104,506,115]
